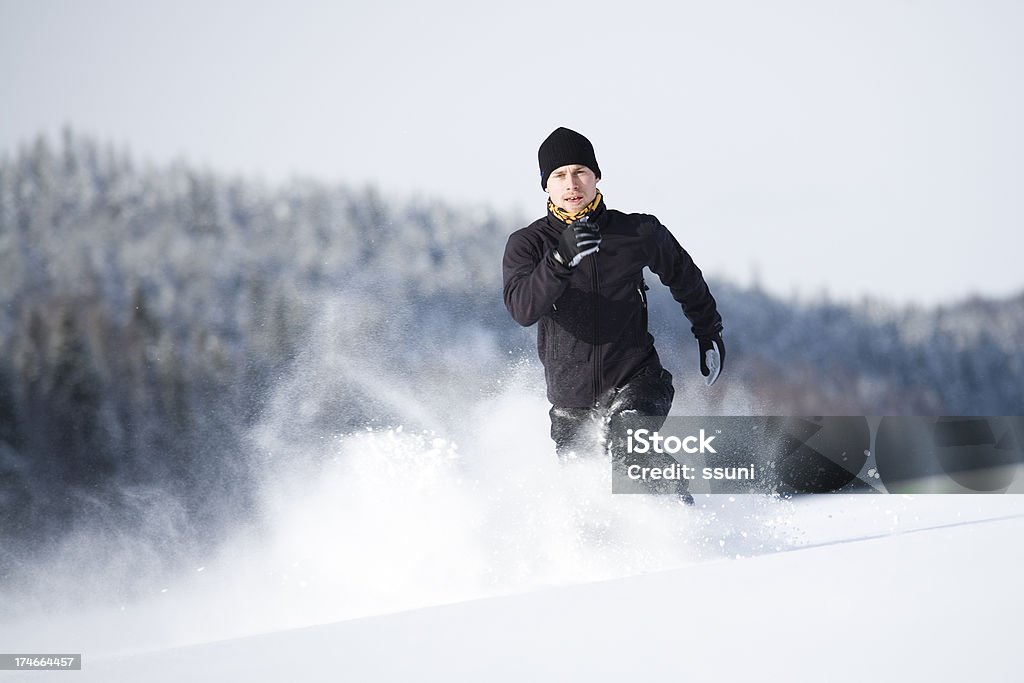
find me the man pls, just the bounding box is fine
[502,127,724,501]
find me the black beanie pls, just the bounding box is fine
[538,127,601,190]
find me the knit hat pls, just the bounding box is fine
[538,127,601,190]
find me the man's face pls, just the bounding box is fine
[546,164,599,213]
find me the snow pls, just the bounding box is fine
[3,367,1022,681]
[4,492,1023,681]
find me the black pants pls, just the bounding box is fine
[548,366,692,499]
[549,367,685,495]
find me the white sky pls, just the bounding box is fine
[2,0,1022,304]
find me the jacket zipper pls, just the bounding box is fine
[637,282,647,345]
[591,252,602,402]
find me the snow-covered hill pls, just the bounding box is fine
[6,494,1023,682]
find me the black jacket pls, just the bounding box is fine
[503,201,722,407]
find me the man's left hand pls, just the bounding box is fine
[697,334,725,386]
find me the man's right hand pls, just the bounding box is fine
[553,217,601,268]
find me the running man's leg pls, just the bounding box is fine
[549,405,601,460]
[604,368,692,502]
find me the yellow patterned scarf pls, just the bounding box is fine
[548,191,603,224]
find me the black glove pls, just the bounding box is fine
[698,333,725,386]
[554,217,601,268]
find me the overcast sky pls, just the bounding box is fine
[3,0,1022,305]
